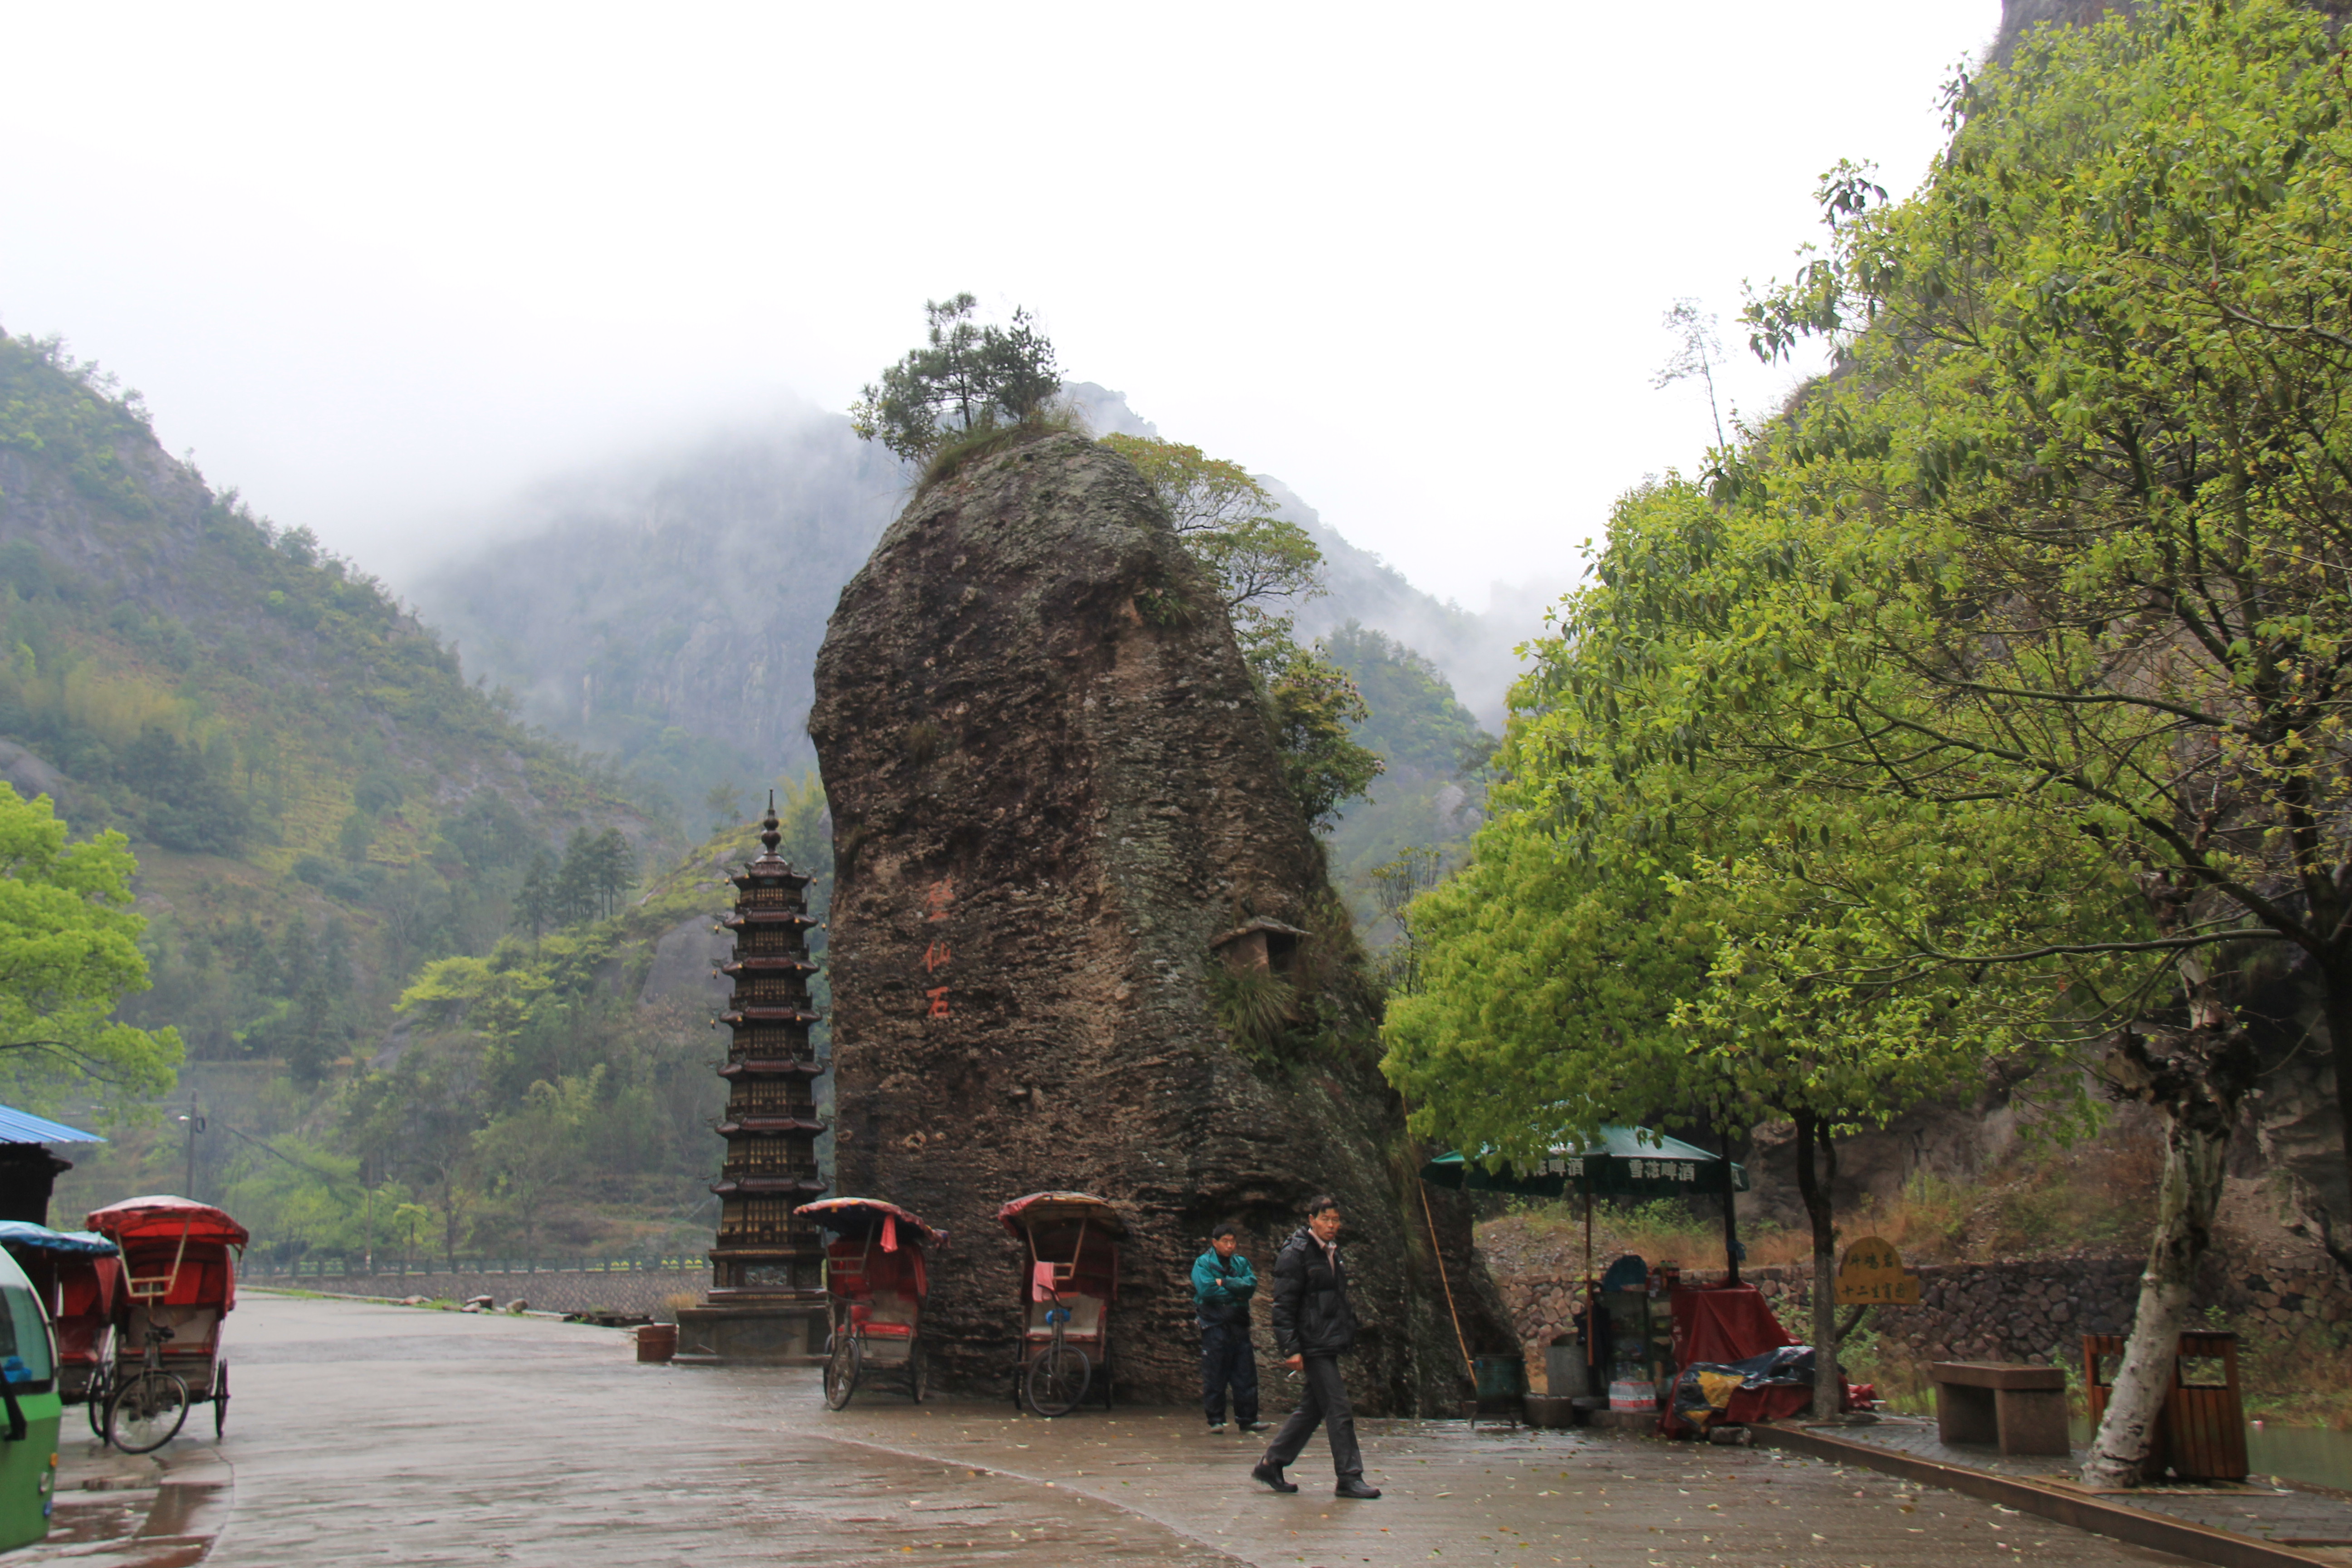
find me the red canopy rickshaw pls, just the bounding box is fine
[796,1198,944,1411]
[86,1197,247,1451]
[998,1191,1124,1417]
[0,1222,120,1430]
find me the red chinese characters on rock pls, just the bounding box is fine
[921,878,955,1019]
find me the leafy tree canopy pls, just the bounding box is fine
[1098,435,1325,635]
[1393,0,2352,1465]
[850,294,1061,466]
[0,784,180,1114]
[1320,621,1488,778]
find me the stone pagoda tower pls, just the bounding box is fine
[674,795,830,1362]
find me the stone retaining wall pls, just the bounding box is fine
[1494,1257,2147,1371]
[254,1269,706,1318]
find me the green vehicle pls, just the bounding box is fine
[0,1249,59,1549]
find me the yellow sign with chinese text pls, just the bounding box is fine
[1836,1235,1921,1305]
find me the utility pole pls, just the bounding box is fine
[176,1098,205,1200]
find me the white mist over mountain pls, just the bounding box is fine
[0,2,2002,608]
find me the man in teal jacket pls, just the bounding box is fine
[1194,1224,1261,1431]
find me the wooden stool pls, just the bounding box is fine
[1930,1362,2070,1456]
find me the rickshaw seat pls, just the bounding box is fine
[126,1303,219,1353]
[1025,1294,1102,1342]
[851,1291,919,1337]
[54,1320,106,1363]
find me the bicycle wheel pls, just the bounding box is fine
[84,1369,109,1440]
[822,1332,861,1411]
[1023,1342,1090,1417]
[105,1369,191,1454]
[213,1360,229,1439]
[908,1339,928,1404]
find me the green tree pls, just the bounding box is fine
[512,852,556,945]
[0,783,180,1113]
[1259,640,1384,833]
[337,807,373,863]
[553,831,597,927]
[473,1071,596,1260]
[1095,435,1381,829]
[1320,622,1489,777]
[1720,0,2352,1482]
[1384,477,2128,1416]
[1098,435,1325,636]
[849,294,1061,466]
[589,828,637,919]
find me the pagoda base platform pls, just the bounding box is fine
[674,1297,830,1365]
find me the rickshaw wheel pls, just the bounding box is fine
[1023,1344,1090,1418]
[84,1371,108,1440]
[822,1332,861,1411]
[104,1369,191,1455]
[908,1340,928,1404]
[214,1361,229,1438]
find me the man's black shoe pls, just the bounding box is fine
[1251,1461,1298,1494]
[1334,1478,1382,1499]
[1237,1421,1267,1435]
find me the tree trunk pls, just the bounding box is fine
[2318,952,2352,1275]
[2081,961,2256,1488]
[1793,1110,1842,1420]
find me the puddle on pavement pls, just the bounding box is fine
[2245,1425,2352,1493]
[45,1496,147,1544]
[136,1483,225,1541]
[2069,1414,2352,1494]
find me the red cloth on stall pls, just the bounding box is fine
[1663,1285,1809,1436]
[1672,1285,1797,1366]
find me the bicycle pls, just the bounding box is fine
[1022,1288,1090,1418]
[821,1305,862,1411]
[103,1320,190,1454]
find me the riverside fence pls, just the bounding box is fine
[243,1256,710,1318]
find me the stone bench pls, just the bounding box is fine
[1930,1362,2069,1456]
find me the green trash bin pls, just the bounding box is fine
[1471,1354,1526,1428]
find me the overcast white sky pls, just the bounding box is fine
[0,3,2003,612]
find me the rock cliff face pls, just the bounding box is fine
[809,431,1506,1412]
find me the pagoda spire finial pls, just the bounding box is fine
[760,790,781,857]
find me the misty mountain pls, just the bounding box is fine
[410,384,1549,815]
[0,328,654,1065]
[410,404,906,813]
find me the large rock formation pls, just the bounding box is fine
[809,431,1506,1411]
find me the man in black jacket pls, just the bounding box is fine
[1251,1195,1380,1499]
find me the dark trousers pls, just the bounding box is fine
[1201,1321,1259,1425]
[1262,1354,1362,1479]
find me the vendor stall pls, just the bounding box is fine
[1421,1127,1750,1415]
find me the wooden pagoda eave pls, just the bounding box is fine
[719,957,818,977]
[720,911,819,931]
[709,1176,828,1196]
[715,1117,828,1136]
[717,1058,825,1079]
[719,1008,821,1028]
[729,867,813,892]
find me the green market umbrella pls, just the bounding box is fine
[1418,1127,1749,1198]
[1420,1126,1750,1284]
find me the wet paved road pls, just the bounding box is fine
[124,1293,2197,1565]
